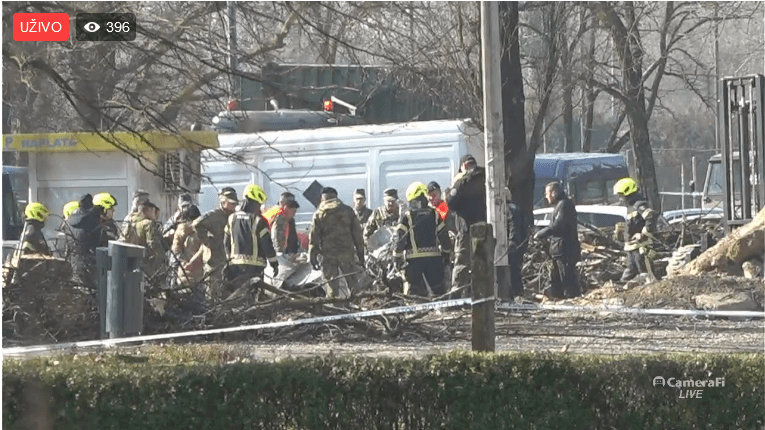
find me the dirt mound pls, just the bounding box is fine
[620,275,765,309]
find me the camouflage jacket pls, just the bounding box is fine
[354,206,373,225]
[364,206,400,242]
[309,198,364,261]
[130,214,168,275]
[192,208,230,266]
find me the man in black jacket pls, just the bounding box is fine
[446,154,486,294]
[68,193,118,289]
[533,181,581,299]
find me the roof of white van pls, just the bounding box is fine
[217,119,478,148]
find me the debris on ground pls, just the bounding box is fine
[3,216,763,347]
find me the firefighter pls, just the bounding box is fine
[309,187,366,298]
[445,154,487,294]
[263,193,301,255]
[533,181,581,299]
[20,202,51,256]
[68,192,118,288]
[223,184,278,296]
[394,182,451,296]
[613,177,659,281]
[96,192,121,244]
[352,188,373,225]
[59,201,79,256]
[364,188,400,243]
[63,201,79,220]
[190,187,239,296]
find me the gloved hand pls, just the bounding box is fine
[357,252,365,267]
[394,257,405,270]
[310,254,321,271]
[270,261,279,276]
[632,233,643,242]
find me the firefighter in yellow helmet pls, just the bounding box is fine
[63,201,79,220]
[20,202,52,256]
[68,192,118,288]
[59,200,80,257]
[614,177,659,281]
[93,192,120,244]
[223,184,278,298]
[393,182,451,296]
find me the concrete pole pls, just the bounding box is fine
[480,1,510,300]
[471,223,495,352]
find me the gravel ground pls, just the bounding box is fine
[8,309,759,361]
[219,311,765,360]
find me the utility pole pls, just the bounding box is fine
[714,3,720,151]
[481,1,510,300]
[228,1,239,100]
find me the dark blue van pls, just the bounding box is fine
[533,153,628,207]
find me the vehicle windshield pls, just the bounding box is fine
[707,160,741,196]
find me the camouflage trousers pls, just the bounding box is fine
[451,229,472,295]
[203,261,227,302]
[321,256,367,298]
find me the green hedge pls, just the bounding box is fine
[3,350,764,429]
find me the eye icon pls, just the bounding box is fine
[83,22,100,33]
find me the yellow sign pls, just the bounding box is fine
[2,131,219,152]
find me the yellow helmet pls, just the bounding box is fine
[613,177,638,196]
[406,181,428,201]
[63,201,79,219]
[93,192,118,210]
[243,184,267,204]
[25,202,50,222]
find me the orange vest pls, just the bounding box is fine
[434,200,449,221]
[263,206,289,239]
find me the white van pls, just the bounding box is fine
[199,120,485,232]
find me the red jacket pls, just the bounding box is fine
[434,200,449,221]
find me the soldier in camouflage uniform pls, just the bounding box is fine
[352,188,373,225]
[364,188,400,244]
[190,187,239,297]
[309,187,366,298]
[123,189,150,225]
[126,202,168,284]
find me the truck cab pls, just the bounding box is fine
[533,153,629,208]
[702,153,739,211]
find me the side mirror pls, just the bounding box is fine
[688,180,695,193]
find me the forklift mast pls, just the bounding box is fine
[718,75,765,232]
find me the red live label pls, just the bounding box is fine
[13,13,69,41]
